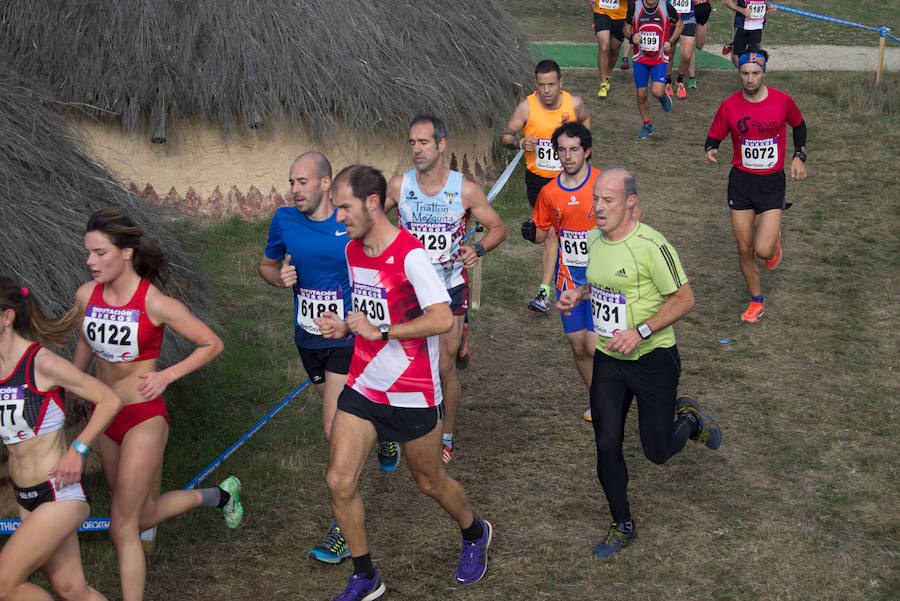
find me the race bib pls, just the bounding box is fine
[596,0,618,9]
[590,286,627,338]
[83,305,140,362]
[534,138,561,172]
[0,386,33,444]
[559,229,589,267]
[352,283,391,328]
[671,0,691,14]
[638,30,660,52]
[406,222,452,263]
[746,1,766,28]
[296,288,344,336]
[741,137,778,170]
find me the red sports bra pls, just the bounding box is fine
[82,279,164,363]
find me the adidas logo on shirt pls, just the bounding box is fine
[615,268,627,278]
[386,256,395,264]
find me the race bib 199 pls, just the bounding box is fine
[638,30,660,52]
[83,305,140,362]
[741,137,778,170]
[0,386,33,444]
[296,288,344,335]
[559,229,589,267]
[671,0,691,13]
[590,286,627,338]
[406,222,452,263]
[352,283,391,328]
[535,138,562,172]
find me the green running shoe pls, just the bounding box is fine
[218,476,243,528]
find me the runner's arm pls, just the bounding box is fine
[35,349,123,488]
[140,291,225,399]
[384,175,402,215]
[605,282,694,355]
[499,100,530,150]
[258,255,296,288]
[573,95,591,129]
[460,179,508,267]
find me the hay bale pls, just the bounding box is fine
[0,66,213,360]
[1,0,533,139]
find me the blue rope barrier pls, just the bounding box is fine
[770,4,898,44]
[0,379,310,534]
[462,149,524,244]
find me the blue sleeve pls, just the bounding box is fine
[263,211,285,260]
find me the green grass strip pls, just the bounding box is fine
[531,42,734,69]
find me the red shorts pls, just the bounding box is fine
[103,397,170,445]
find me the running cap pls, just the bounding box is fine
[738,51,767,71]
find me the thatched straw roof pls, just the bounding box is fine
[1,0,533,140]
[0,66,211,358]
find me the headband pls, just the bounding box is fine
[738,52,766,71]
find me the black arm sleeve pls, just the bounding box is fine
[705,136,721,152]
[626,2,634,21]
[792,119,807,152]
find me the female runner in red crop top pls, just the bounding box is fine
[72,207,235,601]
[0,276,122,601]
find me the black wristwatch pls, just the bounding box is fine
[637,322,653,340]
[379,324,390,341]
[793,148,807,162]
[472,242,486,257]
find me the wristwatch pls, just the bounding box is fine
[637,322,653,340]
[72,440,89,455]
[473,242,486,257]
[379,324,390,341]
[793,147,807,162]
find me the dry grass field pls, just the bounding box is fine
[9,2,899,601]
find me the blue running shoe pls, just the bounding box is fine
[636,124,654,139]
[333,570,385,601]
[677,396,722,450]
[308,519,350,564]
[592,521,637,558]
[659,92,673,112]
[456,519,493,584]
[377,441,401,472]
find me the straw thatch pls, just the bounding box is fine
[1,0,533,140]
[0,66,212,359]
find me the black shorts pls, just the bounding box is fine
[593,13,625,42]
[297,345,353,384]
[447,282,469,316]
[15,478,92,512]
[337,385,444,443]
[681,23,697,37]
[733,28,763,56]
[727,167,786,214]
[525,170,554,208]
[695,3,711,26]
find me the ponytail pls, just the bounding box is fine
[0,276,81,347]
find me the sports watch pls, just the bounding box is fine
[637,322,653,340]
[72,441,89,455]
[793,147,807,162]
[473,242,486,257]
[379,324,390,341]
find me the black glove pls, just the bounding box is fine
[521,219,537,242]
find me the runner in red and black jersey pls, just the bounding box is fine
[704,50,808,323]
[624,0,683,138]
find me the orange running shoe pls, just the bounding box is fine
[741,301,765,323]
[442,445,454,465]
[676,81,687,98]
[765,234,782,271]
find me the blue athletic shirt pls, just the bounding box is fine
[264,206,354,349]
